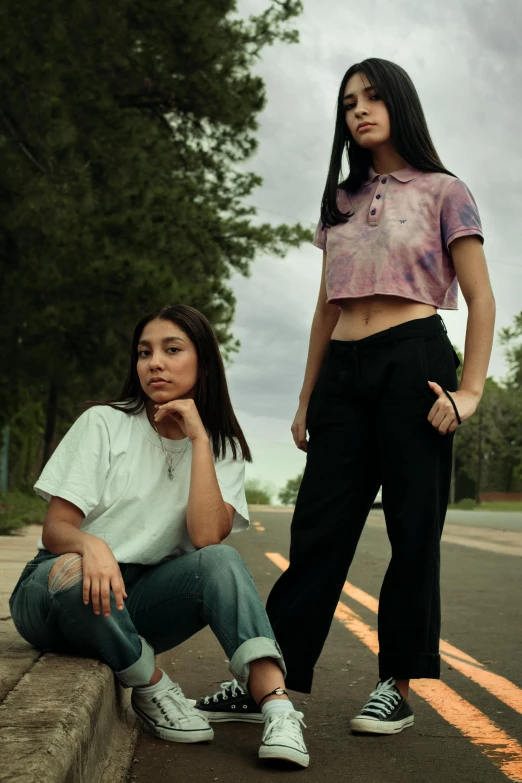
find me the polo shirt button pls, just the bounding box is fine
[382,177,388,184]
[376,194,381,199]
[371,208,377,215]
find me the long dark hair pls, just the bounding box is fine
[90,305,251,462]
[321,58,454,228]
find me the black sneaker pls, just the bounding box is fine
[195,679,263,723]
[349,678,414,734]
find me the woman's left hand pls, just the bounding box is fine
[427,382,479,434]
[154,399,208,442]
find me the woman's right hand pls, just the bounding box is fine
[81,536,127,616]
[291,403,309,452]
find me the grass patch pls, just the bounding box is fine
[477,501,522,512]
[0,491,46,535]
[447,500,522,512]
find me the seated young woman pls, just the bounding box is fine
[9,304,308,769]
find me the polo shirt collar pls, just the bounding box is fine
[363,165,422,185]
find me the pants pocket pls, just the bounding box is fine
[420,334,451,392]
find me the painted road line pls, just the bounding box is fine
[365,517,522,557]
[339,580,522,717]
[442,534,522,557]
[266,552,522,783]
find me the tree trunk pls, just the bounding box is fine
[41,380,58,472]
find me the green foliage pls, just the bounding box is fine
[0,491,46,534]
[453,311,522,499]
[278,471,303,505]
[245,478,272,505]
[455,377,522,499]
[499,312,522,390]
[454,498,476,510]
[7,391,46,491]
[0,0,310,485]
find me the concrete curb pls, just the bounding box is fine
[0,621,139,783]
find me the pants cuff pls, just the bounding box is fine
[116,636,155,688]
[284,665,314,694]
[229,637,287,684]
[379,651,441,680]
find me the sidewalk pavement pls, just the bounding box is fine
[0,525,138,783]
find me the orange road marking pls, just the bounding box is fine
[340,581,522,717]
[266,552,522,782]
[255,526,266,532]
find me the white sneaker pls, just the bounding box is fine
[259,710,309,768]
[132,678,214,743]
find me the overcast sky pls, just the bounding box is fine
[226,0,522,499]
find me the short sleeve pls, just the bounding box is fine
[214,443,249,532]
[313,218,327,251]
[34,408,111,517]
[440,179,483,251]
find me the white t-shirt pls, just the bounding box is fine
[34,406,249,564]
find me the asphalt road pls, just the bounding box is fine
[128,509,522,783]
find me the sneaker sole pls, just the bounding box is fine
[349,715,414,735]
[259,744,310,768]
[196,709,264,723]
[133,707,214,743]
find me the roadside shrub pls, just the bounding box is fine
[278,472,304,506]
[0,491,46,535]
[455,498,477,510]
[245,479,272,505]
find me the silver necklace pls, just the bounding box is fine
[150,415,190,480]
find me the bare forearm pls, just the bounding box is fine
[187,438,231,548]
[460,294,496,400]
[42,518,93,556]
[299,306,340,405]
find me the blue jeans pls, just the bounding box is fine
[9,544,284,687]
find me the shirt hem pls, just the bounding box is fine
[327,290,458,311]
[231,513,250,532]
[34,482,91,517]
[446,228,484,251]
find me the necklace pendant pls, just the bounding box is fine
[168,467,174,480]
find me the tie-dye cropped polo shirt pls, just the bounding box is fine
[313,166,483,310]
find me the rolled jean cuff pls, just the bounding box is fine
[116,636,155,688]
[229,637,287,684]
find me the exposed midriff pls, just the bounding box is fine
[331,294,436,341]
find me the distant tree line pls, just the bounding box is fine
[0,0,309,490]
[455,313,522,502]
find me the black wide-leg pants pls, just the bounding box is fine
[266,314,460,693]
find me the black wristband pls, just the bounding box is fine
[442,388,462,426]
[258,687,288,708]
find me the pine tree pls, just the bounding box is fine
[0,0,310,476]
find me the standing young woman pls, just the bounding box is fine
[9,305,309,768]
[196,58,495,734]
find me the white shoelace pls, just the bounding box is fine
[263,710,307,745]
[360,678,401,719]
[203,679,246,705]
[151,683,208,725]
